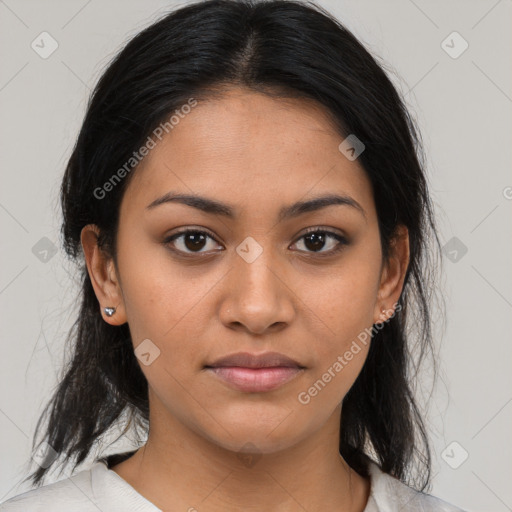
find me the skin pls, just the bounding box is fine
[81,87,409,512]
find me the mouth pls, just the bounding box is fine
[204,351,305,393]
[205,366,304,392]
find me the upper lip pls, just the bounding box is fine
[205,351,304,369]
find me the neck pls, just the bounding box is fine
[111,401,370,512]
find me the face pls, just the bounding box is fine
[82,87,408,456]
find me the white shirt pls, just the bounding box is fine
[0,459,466,511]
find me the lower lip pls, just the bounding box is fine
[206,366,303,392]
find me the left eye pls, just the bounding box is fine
[164,228,348,256]
[292,228,348,255]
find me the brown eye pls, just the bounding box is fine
[163,227,348,258]
[164,229,222,255]
[291,228,348,255]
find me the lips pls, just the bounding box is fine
[204,351,305,393]
[205,351,304,369]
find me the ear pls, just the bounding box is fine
[373,224,410,324]
[80,224,127,326]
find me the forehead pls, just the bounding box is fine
[120,88,374,223]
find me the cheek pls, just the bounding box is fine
[118,248,219,368]
[301,257,380,344]
[294,254,380,397]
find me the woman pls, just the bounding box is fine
[0,0,466,510]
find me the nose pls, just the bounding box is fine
[219,249,295,335]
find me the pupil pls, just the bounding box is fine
[305,232,325,252]
[185,232,206,251]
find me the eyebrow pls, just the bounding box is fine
[145,191,367,222]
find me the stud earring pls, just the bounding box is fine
[104,307,116,317]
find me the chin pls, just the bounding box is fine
[192,407,312,456]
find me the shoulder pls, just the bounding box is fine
[367,461,467,512]
[0,464,97,512]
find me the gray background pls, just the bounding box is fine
[0,1,511,510]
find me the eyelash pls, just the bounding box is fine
[163,227,349,258]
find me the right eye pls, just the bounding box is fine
[163,229,223,256]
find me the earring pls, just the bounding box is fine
[104,307,116,317]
